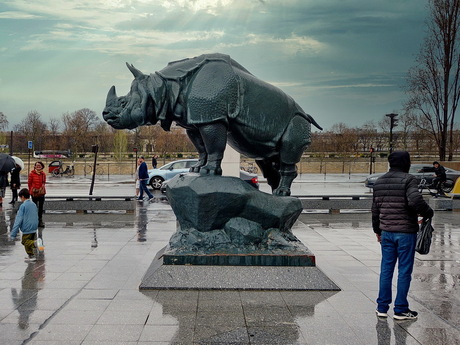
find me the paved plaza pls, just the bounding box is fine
[0,175,459,344]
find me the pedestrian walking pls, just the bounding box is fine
[135,158,141,197]
[9,188,41,262]
[28,161,46,228]
[372,151,434,320]
[137,156,154,202]
[0,171,9,207]
[9,164,22,205]
[152,155,158,169]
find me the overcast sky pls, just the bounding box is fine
[0,0,429,132]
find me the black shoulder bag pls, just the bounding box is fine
[415,218,434,255]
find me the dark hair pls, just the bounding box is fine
[35,161,45,169]
[433,161,439,165]
[18,188,30,199]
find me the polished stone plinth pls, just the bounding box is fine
[162,249,316,266]
[140,247,339,291]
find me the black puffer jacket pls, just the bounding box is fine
[372,154,433,235]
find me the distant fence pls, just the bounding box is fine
[16,156,460,177]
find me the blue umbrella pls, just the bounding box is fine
[0,153,16,172]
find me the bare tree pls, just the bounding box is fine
[0,112,8,131]
[46,117,61,151]
[13,111,47,150]
[325,123,360,155]
[398,113,416,150]
[358,121,378,152]
[404,0,460,161]
[62,108,100,154]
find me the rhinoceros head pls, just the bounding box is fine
[103,63,163,130]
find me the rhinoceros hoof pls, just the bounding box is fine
[199,166,222,175]
[274,187,291,196]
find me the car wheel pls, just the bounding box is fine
[150,176,164,189]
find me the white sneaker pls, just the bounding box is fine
[376,310,388,318]
[24,256,37,262]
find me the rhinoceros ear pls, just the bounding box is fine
[126,62,144,79]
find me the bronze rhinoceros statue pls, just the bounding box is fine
[103,53,322,196]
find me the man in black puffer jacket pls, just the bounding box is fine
[372,151,433,321]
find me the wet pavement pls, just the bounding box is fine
[0,175,459,344]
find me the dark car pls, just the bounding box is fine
[239,170,260,189]
[160,170,259,194]
[365,164,460,188]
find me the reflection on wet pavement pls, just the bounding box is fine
[137,207,148,242]
[0,199,459,344]
[11,261,45,330]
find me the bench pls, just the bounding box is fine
[297,195,373,214]
[43,195,137,213]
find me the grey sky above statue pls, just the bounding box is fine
[103,53,322,196]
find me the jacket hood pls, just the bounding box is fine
[388,151,411,173]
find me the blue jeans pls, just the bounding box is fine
[138,179,153,200]
[377,231,417,314]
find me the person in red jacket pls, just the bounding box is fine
[28,161,46,228]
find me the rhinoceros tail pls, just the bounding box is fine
[305,114,323,131]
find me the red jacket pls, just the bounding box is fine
[28,170,46,195]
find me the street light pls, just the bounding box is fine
[89,144,99,196]
[369,147,375,174]
[133,147,138,175]
[386,113,398,153]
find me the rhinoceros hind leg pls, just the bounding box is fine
[197,122,227,176]
[274,165,297,196]
[256,158,280,192]
[186,128,207,172]
[275,115,311,196]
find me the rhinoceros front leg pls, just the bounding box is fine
[186,128,207,172]
[196,121,227,175]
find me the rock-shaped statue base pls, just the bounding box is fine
[164,173,315,266]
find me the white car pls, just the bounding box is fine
[148,159,198,189]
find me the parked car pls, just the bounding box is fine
[148,159,198,189]
[149,159,260,190]
[239,170,260,189]
[365,164,460,188]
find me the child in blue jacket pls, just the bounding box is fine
[10,188,40,262]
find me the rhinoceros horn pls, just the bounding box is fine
[106,85,117,106]
[126,62,144,79]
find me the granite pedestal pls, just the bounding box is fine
[140,246,340,291]
[140,174,340,290]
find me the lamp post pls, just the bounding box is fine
[369,147,374,174]
[89,144,99,196]
[133,147,138,176]
[386,113,398,154]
